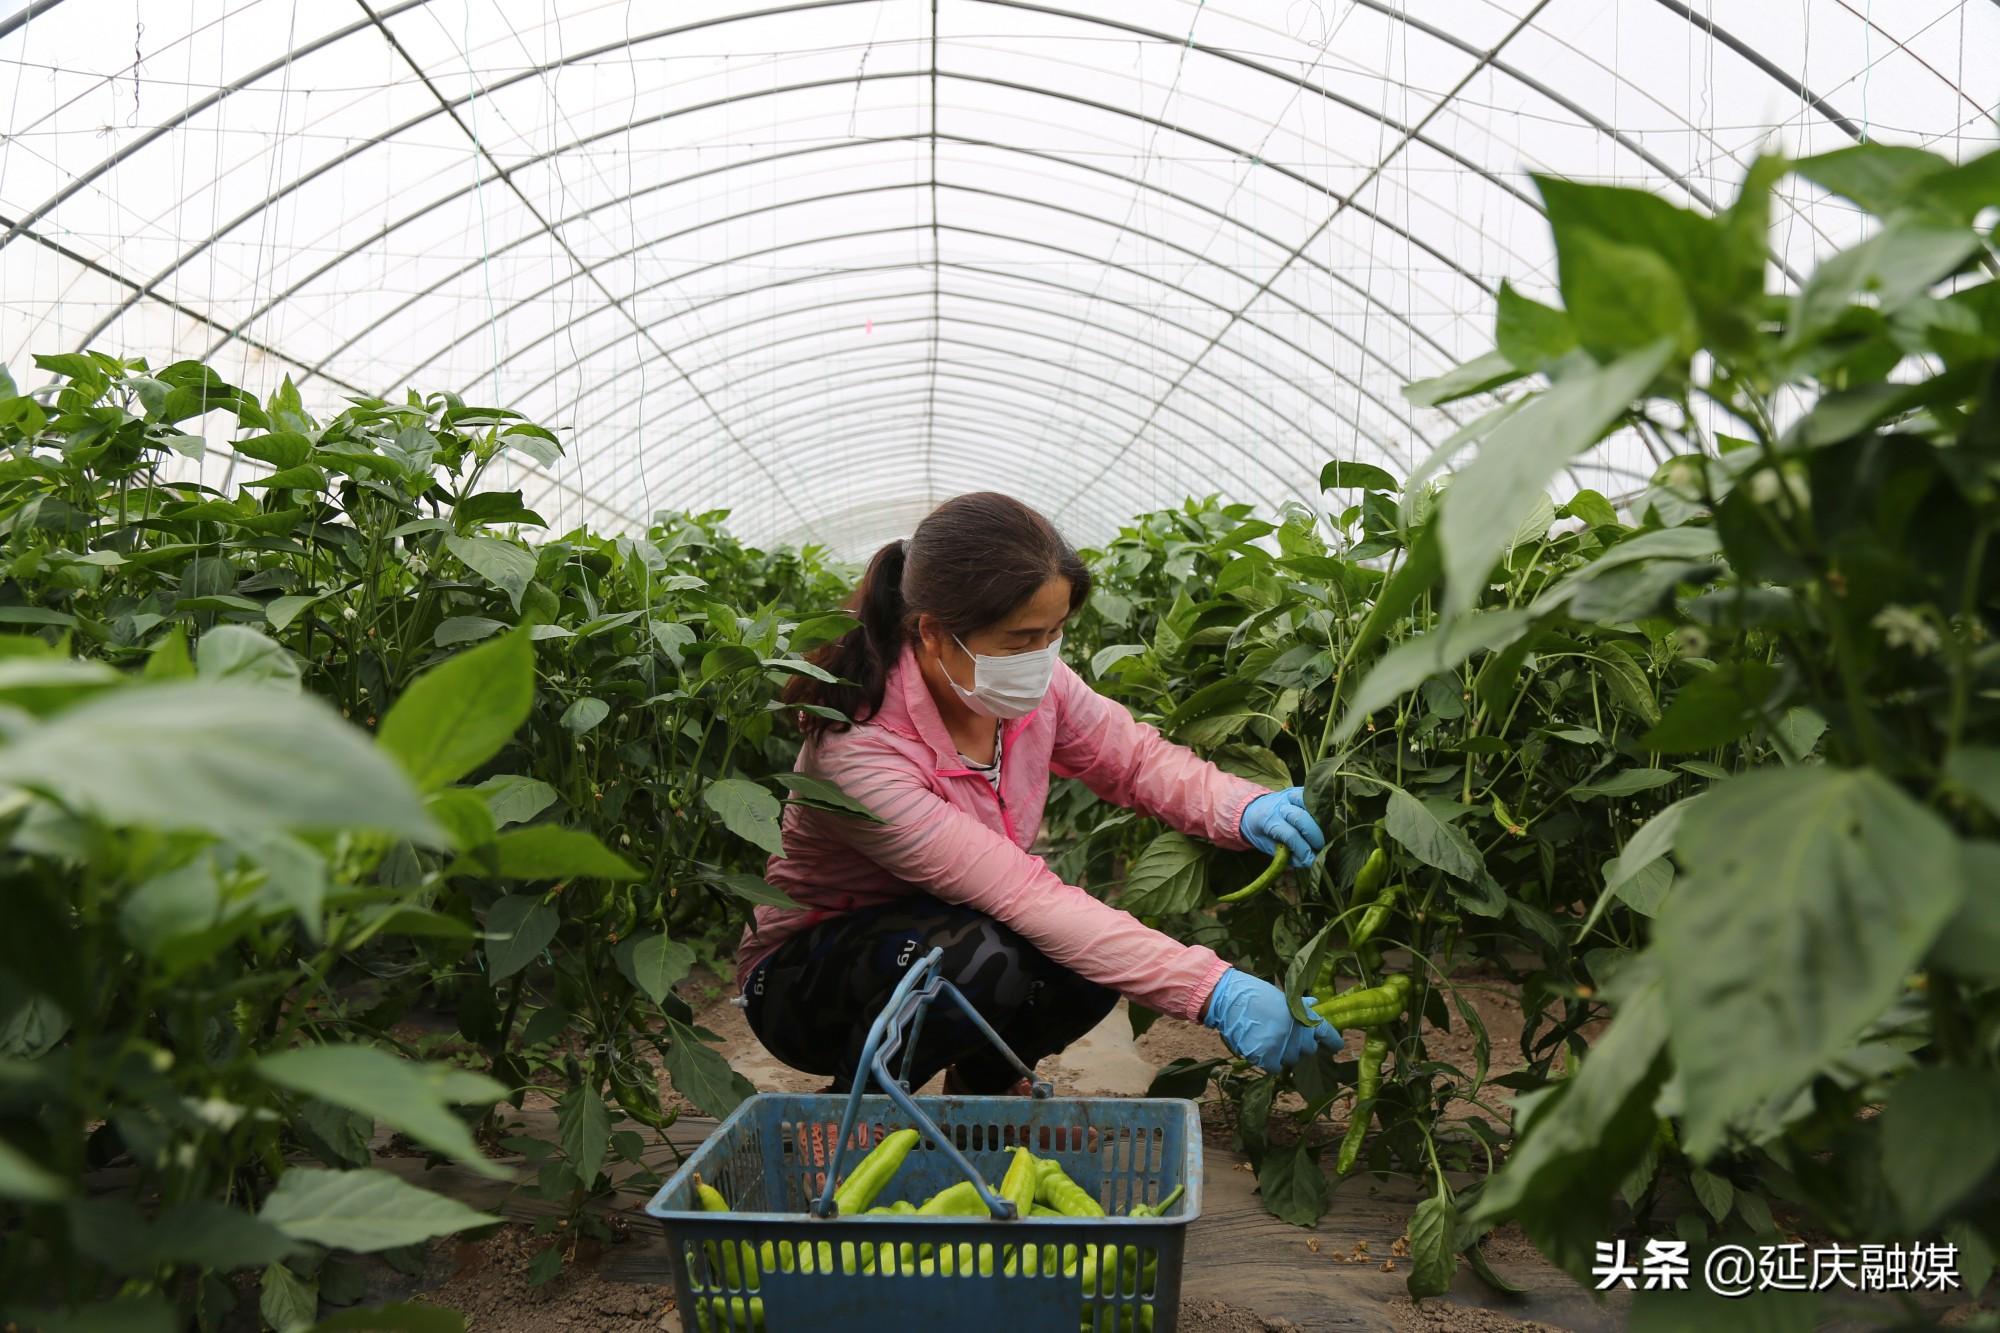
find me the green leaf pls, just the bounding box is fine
[559,697,609,736]
[260,1168,500,1253]
[484,894,559,981]
[786,613,857,652]
[1945,746,2000,817]
[1658,767,1967,1158]
[1405,1191,1458,1300]
[197,624,301,691]
[1089,643,1147,677]
[1254,1141,1328,1228]
[233,431,312,469]
[1689,1166,1735,1224]
[1382,787,1500,916]
[1569,768,1676,801]
[1494,281,1577,370]
[475,774,558,827]
[1282,921,1339,1026]
[1146,1057,1223,1099]
[1335,609,1536,744]
[662,1016,753,1119]
[0,1136,70,1201]
[433,616,506,648]
[1880,1066,2000,1231]
[376,628,533,792]
[557,1085,612,1187]
[1440,341,1672,619]
[1403,349,1523,408]
[258,1047,508,1178]
[309,1303,467,1332]
[455,489,547,530]
[1592,648,1659,726]
[616,931,694,1005]
[702,778,786,857]
[0,682,436,841]
[266,594,326,633]
[425,789,495,852]
[1120,831,1208,916]
[443,534,537,611]
[770,771,882,821]
[1555,226,1697,358]
[1468,966,1669,1282]
[1640,662,1781,753]
[1318,460,1399,493]
[260,1262,318,1333]
[1564,489,1619,527]
[712,873,800,909]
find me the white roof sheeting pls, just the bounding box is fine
[3,0,1995,556]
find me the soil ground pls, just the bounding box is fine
[296,969,1990,1332]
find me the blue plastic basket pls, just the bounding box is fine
[645,948,1202,1331]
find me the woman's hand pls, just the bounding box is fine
[1240,787,1326,868]
[1201,968,1344,1071]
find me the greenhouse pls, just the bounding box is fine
[0,1,1995,1329]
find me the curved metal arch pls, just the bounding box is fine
[498,253,1410,471]
[565,330,1327,523]
[537,295,1367,509]
[590,418,1192,543]
[287,128,1467,400]
[584,327,1350,520]
[382,114,1509,402]
[81,56,1516,364]
[476,219,1426,477]
[564,376,1247,512]
[431,234,1443,475]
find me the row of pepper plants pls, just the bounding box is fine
[1059,143,2000,1322]
[0,360,860,1330]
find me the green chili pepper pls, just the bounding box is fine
[694,1295,765,1333]
[1000,1145,1041,1221]
[916,1179,991,1216]
[1126,1183,1184,1218]
[1034,1158,1105,1217]
[832,1127,919,1216]
[1350,880,1402,950]
[1317,972,1411,1029]
[1216,844,1289,903]
[1336,1034,1389,1175]
[693,1175,757,1292]
[1353,845,1389,899]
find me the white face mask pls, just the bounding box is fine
[945,633,1062,720]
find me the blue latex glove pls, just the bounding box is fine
[1240,787,1326,868]
[1201,968,1344,1071]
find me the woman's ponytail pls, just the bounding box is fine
[783,538,907,736]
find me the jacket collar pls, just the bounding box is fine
[876,642,1040,773]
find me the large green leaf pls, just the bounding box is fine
[1335,609,1536,744]
[197,625,301,691]
[1404,1191,1459,1300]
[1403,349,1523,408]
[662,1017,755,1119]
[1382,787,1501,916]
[0,1136,69,1200]
[1469,964,1669,1281]
[1880,1066,2000,1231]
[376,627,534,792]
[259,1168,499,1252]
[1494,281,1576,371]
[1120,831,1208,916]
[1439,341,1672,619]
[1640,662,1781,753]
[557,1085,612,1187]
[703,778,786,857]
[474,774,558,826]
[258,1046,508,1178]
[615,931,694,1005]
[483,893,559,981]
[0,682,436,841]
[443,534,536,611]
[1657,767,1966,1157]
[1254,1141,1328,1228]
[1568,768,1676,801]
[260,1262,318,1333]
[771,771,882,821]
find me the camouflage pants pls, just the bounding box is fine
[743,895,1119,1093]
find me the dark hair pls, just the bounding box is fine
[785,492,1090,737]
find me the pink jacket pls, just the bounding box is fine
[735,643,1270,1021]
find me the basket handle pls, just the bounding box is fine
[808,945,1051,1220]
